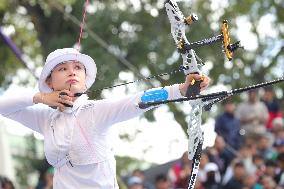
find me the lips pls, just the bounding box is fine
[67,79,78,84]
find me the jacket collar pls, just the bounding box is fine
[62,94,89,114]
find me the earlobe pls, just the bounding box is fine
[45,78,53,90]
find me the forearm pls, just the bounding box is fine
[0,92,47,133]
[94,84,183,128]
[0,92,35,116]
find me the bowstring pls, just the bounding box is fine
[88,66,188,93]
[76,0,89,51]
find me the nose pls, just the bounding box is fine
[68,65,76,76]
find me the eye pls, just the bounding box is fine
[75,64,84,70]
[58,67,67,71]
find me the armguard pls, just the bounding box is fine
[140,88,169,103]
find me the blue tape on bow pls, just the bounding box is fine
[141,88,168,103]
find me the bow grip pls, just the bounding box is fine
[186,80,201,97]
[185,74,203,97]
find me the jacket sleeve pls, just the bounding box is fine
[0,92,50,134]
[92,84,183,132]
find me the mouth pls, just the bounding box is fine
[66,79,78,84]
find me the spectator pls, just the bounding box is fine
[36,167,54,189]
[174,163,191,189]
[237,143,257,176]
[132,169,154,189]
[271,118,284,138]
[273,138,284,155]
[263,160,277,180]
[243,174,263,189]
[236,90,269,136]
[198,151,209,183]
[0,176,15,189]
[261,86,282,130]
[260,175,277,189]
[256,133,276,160]
[223,161,246,189]
[215,98,241,150]
[154,174,172,189]
[207,136,235,175]
[202,162,221,189]
[252,154,265,178]
[275,153,284,186]
[168,151,191,188]
[127,176,144,189]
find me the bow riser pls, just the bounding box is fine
[165,1,198,46]
[187,100,204,160]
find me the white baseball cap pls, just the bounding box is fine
[39,48,97,93]
[204,162,219,173]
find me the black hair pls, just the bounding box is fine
[0,176,15,189]
[155,174,168,183]
[265,160,277,167]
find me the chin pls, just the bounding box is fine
[69,85,85,93]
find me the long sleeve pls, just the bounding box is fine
[0,92,51,134]
[92,84,183,132]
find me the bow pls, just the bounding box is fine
[137,1,284,189]
[164,1,242,188]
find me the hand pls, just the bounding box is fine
[179,73,210,96]
[33,90,74,111]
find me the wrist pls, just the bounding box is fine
[179,83,187,96]
[33,92,44,104]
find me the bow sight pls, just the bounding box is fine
[165,0,243,60]
[182,19,243,60]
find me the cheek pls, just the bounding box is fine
[80,72,87,81]
[50,73,65,87]
[52,74,63,82]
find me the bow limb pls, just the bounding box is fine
[165,1,204,189]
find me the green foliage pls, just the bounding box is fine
[115,155,153,177]
[12,134,46,188]
[1,0,284,145]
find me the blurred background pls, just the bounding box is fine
[0,0,284,188]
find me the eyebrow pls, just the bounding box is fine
[54,61,82,68]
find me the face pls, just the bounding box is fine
[224,103,235,113]
[155,180,171,189]
[129,184,143,189]
[234,166,245,179]
[214,136,225,151]
[248,91,257,103]
[46,61,86,94]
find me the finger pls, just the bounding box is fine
[192,74,202,80]
[200,81,209,89]
[56,103,66,110]
[59,90,72,97]
[59,99,73,107]
[59,106,66,112]
[62,90,72,96]
[59,95,72,101]
[200,79,209,87]
[187,74,202,82]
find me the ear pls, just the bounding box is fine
[45,77,53,90]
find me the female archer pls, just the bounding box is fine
[0,48,210,189]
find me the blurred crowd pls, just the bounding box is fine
[2,87,284,189]
[125,87,284,189]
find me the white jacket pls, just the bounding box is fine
[0,84,182,188]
